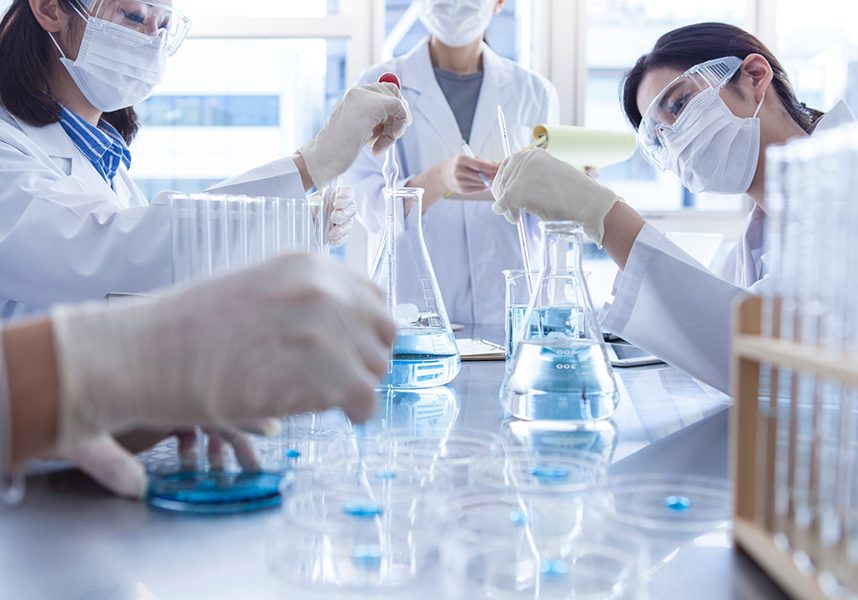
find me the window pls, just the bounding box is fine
[584,0,748,213]
[772,1,858,118]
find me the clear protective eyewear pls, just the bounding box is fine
[637,56,743,170]
[76,0,191,56]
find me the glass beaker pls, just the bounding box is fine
[371,187,460,388]
[500,221,618,421]
[503,269,540,361]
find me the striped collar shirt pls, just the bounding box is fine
[58,106,132,183]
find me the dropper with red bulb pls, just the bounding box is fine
[377,73,401,190]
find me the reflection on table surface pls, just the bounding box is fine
[0,328,791,600]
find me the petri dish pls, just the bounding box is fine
[147,470,284,514]
[472,449,607,495]
[268,486,442,598]
[438,492,648,600]
[604,474,732,535]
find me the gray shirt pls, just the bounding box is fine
[433,68,485,143]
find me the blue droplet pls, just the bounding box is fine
[351,544,383,569]
[509,509,529,527]
[665,495,692,512]
[529,464,570,480]
[376,469,397,480]
[343,500,384,518]
[540,559,569,577]
[285,449,302,459]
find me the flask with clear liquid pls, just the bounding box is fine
[371,187,461,388]
[500,221,618,421]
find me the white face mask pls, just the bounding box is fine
[661,87,765,195]
[50,8,167,112]
[420,0,497,48]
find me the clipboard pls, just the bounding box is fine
[457,338,506,362]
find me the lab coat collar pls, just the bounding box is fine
[5,108,78,161]
[812,99,856,132]
[400,37,516,157]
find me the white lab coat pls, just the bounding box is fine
[601,100,856,394]
[0,106,305,319]
[343,38,559,325]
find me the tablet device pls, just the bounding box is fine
[606,342,665,368]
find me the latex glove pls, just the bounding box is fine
[440,154,499,196]
[51,254,396,455]
[312,186,357,247]
[491,148,622,245]
[298,83,412,189]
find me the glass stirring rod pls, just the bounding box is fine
[497,105,533,293]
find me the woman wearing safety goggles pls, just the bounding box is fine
[0,0,411,320]
[490,22,855,394]
[0,0,411,498]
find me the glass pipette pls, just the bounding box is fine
[497,105,533,293]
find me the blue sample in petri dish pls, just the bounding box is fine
[285,449,302,459]
[529,464,570,480]
[540,559,569,577]
[664,495,692,512]
[343,499,384,518]
[375,469,397,480]
[509,509,529,527]
[147,470,284,514]
[351,544,383,569]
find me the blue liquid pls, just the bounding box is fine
[147,470,283,514]
[665,495,692,512]
[501,339,617,421]
[506,306,581,360]
[381,326,460,388]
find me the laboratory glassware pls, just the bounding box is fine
[268,486,442,599]
[497,104,534,293]
[603,474,731,597]
[439,491,649,599]
[371,187,461,388]
[503,269,540,361]
[501,418,618,467]
[151,192,324,514]
[500,221,618,421]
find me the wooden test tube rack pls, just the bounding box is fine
[731,296,858,600]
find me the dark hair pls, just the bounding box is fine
[0,0,139,143]
[621,22,823,134]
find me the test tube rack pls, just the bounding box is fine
[731,295,857,600]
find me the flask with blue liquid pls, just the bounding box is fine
[500,221,618,421]
[371,187,460,388]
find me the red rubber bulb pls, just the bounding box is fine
[377,72,401,89]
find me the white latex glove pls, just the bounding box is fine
[491,148,622,246]
[311,186,357,247]
[298,83,412,189]
[51,254,395,460]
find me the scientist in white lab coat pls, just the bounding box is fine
[0,0,411,319]
[343,0,558,325]
[491,22,855,393]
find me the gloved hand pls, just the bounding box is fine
[59,426,275,499]
[298,83,412,189]
[491,148,622,245]
[51,254,395,460]
[311,186,357,247]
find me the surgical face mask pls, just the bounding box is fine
[49,5,169,112]
[420,0,496,48]
[660,88,765,195]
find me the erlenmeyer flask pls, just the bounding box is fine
[500,221,618,421]
[371,187,461,388]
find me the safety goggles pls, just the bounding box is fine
[637,56,743,170]
[76,0,191,56]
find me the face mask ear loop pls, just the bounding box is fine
[753,90,766,119]
[48,1,91,60]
